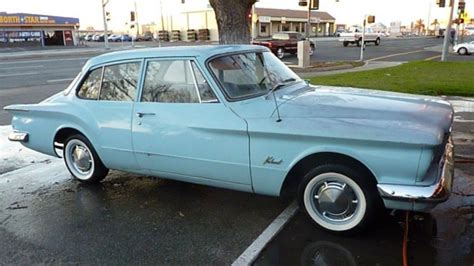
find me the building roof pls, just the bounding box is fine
[255,8,335,21]
[85,45,269,68]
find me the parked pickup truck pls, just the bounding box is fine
[339,27,382,47]
[252,31,315,59]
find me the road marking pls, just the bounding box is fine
[47,78,74,83]
[424,55,441,61]
[2,65,44,70]
[232,201,298,266]
[367,49,427,62]
[0,72,38,78]
[0,57,89,65]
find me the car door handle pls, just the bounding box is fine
[136,112,156,118]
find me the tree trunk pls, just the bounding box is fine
[209,0,256,44]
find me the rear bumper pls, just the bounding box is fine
[377,137,454,211]
[8,131,29,142]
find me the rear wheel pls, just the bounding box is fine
[356,39,362,47]
[297,164,379,233]
[375,38,381,46]
[458,47,468,55]
[276,47,285,59]
[64,134,109,183]
[343,41,349,47]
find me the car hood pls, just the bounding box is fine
[274,85,453,146]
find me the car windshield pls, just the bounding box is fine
[208,51,302,100]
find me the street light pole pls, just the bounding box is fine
[360,17,366,61]
[101,0,110,50]
[441,0,455,62]
[307,0,311,39]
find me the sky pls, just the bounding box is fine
[1,0,472,30]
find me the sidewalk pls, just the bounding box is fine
[293,61,403,78]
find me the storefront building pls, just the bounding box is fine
[0,12,80,47]
[157,6,336,42]
[255,8,336,38]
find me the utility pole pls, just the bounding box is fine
[441,0,455,62]
[306,1,311,39]
[101,0,110,50]
[360,17,366,61]
[134,1,139,37]
[159,0,165,31]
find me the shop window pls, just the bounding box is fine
[282,25,290,31]
[260,25,267,34]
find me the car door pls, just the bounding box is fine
[132,58,251,186]
[75,61,141,171]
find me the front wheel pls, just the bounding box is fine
[64,134,109,183]
[309,45,315,56]
[343,41,349,47]
[297,164,379,233]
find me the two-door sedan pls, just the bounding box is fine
[5,45,454,232]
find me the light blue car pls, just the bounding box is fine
[5,45,454,232]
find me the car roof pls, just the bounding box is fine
[85,45,269,69]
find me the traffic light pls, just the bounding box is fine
[130,11,135,22]
[458,1,466,13]
[310,0,319,10]
[367,15,375,23]
[437,0,446,8]
[105,11,111,22]
[459,18,465,24]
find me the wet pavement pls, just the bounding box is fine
[0,165,289,264]
[255,97,474,266]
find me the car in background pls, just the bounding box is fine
[92,34,101,41]
[464,26,474,36]
[84,34,93,41]
[334,29,345,37]
[121,34,132,42]
[108,34,122,42]
[339,27,382,47]
[5,45,454,233]
[453,41,474,55]
[252,31,315,59]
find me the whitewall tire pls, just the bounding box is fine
[298,164,379,233]
[64,134,109,183]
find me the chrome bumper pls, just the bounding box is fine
[377,137,454,211]
[8,131,29,142]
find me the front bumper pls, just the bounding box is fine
[377,137,454,211]
[8,131,29,142]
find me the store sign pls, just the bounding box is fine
[310,17,321,23]
[259,16,271,23]
[0,15,56,25]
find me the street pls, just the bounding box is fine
[1,38,474,265]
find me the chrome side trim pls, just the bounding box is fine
[8,131,29,142]
[377,136,454,204]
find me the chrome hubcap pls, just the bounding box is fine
[72,145,92,172]
[312,181,358,222]
[65,139,95,180]
[277,49,284,58]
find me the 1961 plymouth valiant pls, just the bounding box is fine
[5,45,454,232]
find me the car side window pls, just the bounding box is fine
[190,61,218,103]
[141,60,200,103]
[77,68,102,100]
[100,62,140,101]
